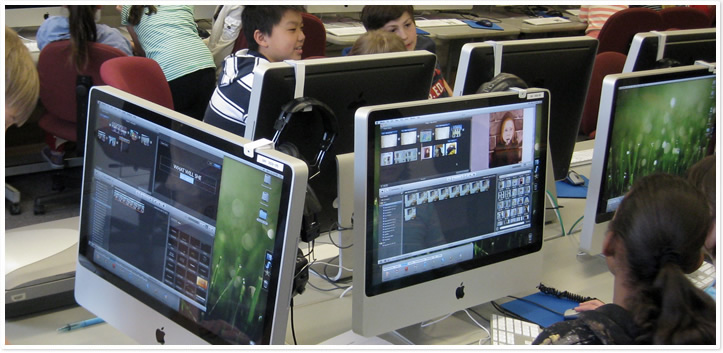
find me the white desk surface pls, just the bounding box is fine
[5,140,609,346]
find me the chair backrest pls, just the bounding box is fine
[660,7,712,30]
[597,7,666,55]
[301,12,326,59]
[232,30,249,53]
[579,51,628,138]
[101,56,174,110]
[37,40,126,142]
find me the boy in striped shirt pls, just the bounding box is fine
[204,5,306,136]
[578,5,628,38]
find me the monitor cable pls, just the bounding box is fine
[545,190,565,236]
[290,298,298,345]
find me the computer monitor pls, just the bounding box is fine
[352,89,550,337]
[4,5,63,28]
[306,5,364,14]
[75,86,308,345]
[579,64,716,255]
[453,36,598,181]
[246,51,436,239]
[623,28,716,73]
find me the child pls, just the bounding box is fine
[533,173,715,345]
[5,27,39,131]
[121,5,216,121]
[360,5,452,99]
[348,29,406,56]
[204,5,306,136]
[687,155,716,299]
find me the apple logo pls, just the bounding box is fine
[455,282,465,300]
[155,327,166,345]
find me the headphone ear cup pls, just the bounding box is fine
[277,142,306,164]
[300,185,321,242]
[477,72,528,94]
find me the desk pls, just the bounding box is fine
[5,141,609,346]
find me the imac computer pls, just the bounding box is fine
[75,86,309,344]
[579,64,716,255]
[623,28,716,73]
[4,5,63,28]
[353,89,550,337]
[453,36,598,181]
[245,51,436,242]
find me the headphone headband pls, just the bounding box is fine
[273,97,339,178]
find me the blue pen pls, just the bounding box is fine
[57,317,105,332]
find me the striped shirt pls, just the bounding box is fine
[120,5,214,82]
[579,5,629,35]
[203,49,268,137]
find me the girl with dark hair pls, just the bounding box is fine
[687,155,716,299]
[120,5,216,121]
[36,5,133,69]
[534,173,716,345]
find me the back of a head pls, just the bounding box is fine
[242,5,306,52]
[360,5,414,30]
[348,29,406,56]
[609,173,715,344]
[686,155,715,210]
[67,5,99,72]
[5,26,39,129]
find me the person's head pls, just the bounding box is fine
[348,29,406,56]
[126,5,157,26]
[66,5,102,72]
[603,173,715,344]
[241,5,306,62]
[686,155,716,261]
[360,6,417,51]
[498,113,517,145]
[5,26,39,131]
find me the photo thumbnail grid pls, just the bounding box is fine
[380,123,464,167]
[403,178,491,221]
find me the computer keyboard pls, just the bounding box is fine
[522,17,571,25]
[415,19,467,28]
[490,314,541,345]
[325,26,366,36]
[570,148,594,167]
[687,261,715,290]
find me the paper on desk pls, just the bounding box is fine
[319,329,393,345]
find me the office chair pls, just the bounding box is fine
[596,7,665,55]
[301,12,327,58]
[231,30,249,53]
[34,40,126,214]
[660,7,712,30]
[101,57,174,110]
[579,51,627,139]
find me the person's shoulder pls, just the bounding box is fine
[38,15,69,30]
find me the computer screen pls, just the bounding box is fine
[453,36,598,181]
[352,89,550,337]
[245,51,436,238]
[623,28,716,73]
[75,86,308,345]
[580,65,716,255]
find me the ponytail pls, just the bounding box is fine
[127,6,157,26]
[67,6,97,72]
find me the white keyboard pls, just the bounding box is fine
[570,148,594,166]
[415,19,467,28]
[523,17,571,25]
[687,261,715,290]
[326,26,366,36]
[490,314,541,345]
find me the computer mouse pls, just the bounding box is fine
[565,170,585,186]
[546,10,563,17]
[563,308,579,320]
[476,19,494,28]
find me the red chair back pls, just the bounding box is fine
[232,31,249,53]
[597,8,665,55]
[579,51,628,138]
[301,13,326,59]
[101,56,174,110]
[660,7,712,30]
[37,40,126,141]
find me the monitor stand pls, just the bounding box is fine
[310,153,354,282]
[544,147,558,225]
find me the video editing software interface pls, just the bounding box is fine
[597,72,716,219]
[82,99,289,344]
[371,99,545,288]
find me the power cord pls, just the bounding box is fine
[545,190,565,236]
[290,298,298,345]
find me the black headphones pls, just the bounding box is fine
[476,72,528,94]
[272,97,339,243]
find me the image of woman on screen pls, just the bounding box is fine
[490,111,522,168]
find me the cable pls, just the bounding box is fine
[339,285,353,299]
[567,215,584,235]
[290,298,298,345]
[419,313,453,328]
[463,309,491,345]
[327,222,353,249]
[537,283,596,303]
[545,190,565,236]
[490,301,528,322]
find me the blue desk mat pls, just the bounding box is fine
[462,19,504,31]
[554,174,589,199]
[500,292,579,328]
[416,28,430,35]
